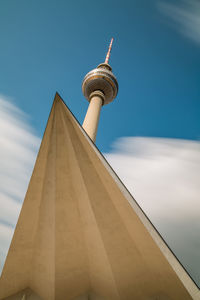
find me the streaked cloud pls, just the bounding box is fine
[0,96,40,273]
[105,137,200,286]
[158,0,200,44]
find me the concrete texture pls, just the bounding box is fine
[0,93,199,300]
[82,90,104,142]
[2,288,42,300]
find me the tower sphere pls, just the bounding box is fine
[82,63,118,105]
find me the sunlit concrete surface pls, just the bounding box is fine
[0,94,199,300]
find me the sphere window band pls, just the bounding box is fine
[82,67,118,105]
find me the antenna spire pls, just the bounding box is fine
[105,38,114,64]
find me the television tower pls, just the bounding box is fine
[82,38,118,142]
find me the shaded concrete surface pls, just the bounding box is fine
[0,94,199,300]
[3,288,42,299]
[3,290,103,300]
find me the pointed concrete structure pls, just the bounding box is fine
[0,93,199,300]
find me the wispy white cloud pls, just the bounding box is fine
[105,137,200,285]
[0,96,40,273]
[158,0,200,44]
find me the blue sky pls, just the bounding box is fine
[0,0,200,289]
[0,0,199,151]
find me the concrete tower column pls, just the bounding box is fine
[82,90,105,142]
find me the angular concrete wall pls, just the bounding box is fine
[0,94,199,300]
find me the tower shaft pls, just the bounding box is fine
[82,90,104,142]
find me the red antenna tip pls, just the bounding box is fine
[105,38,114,64]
